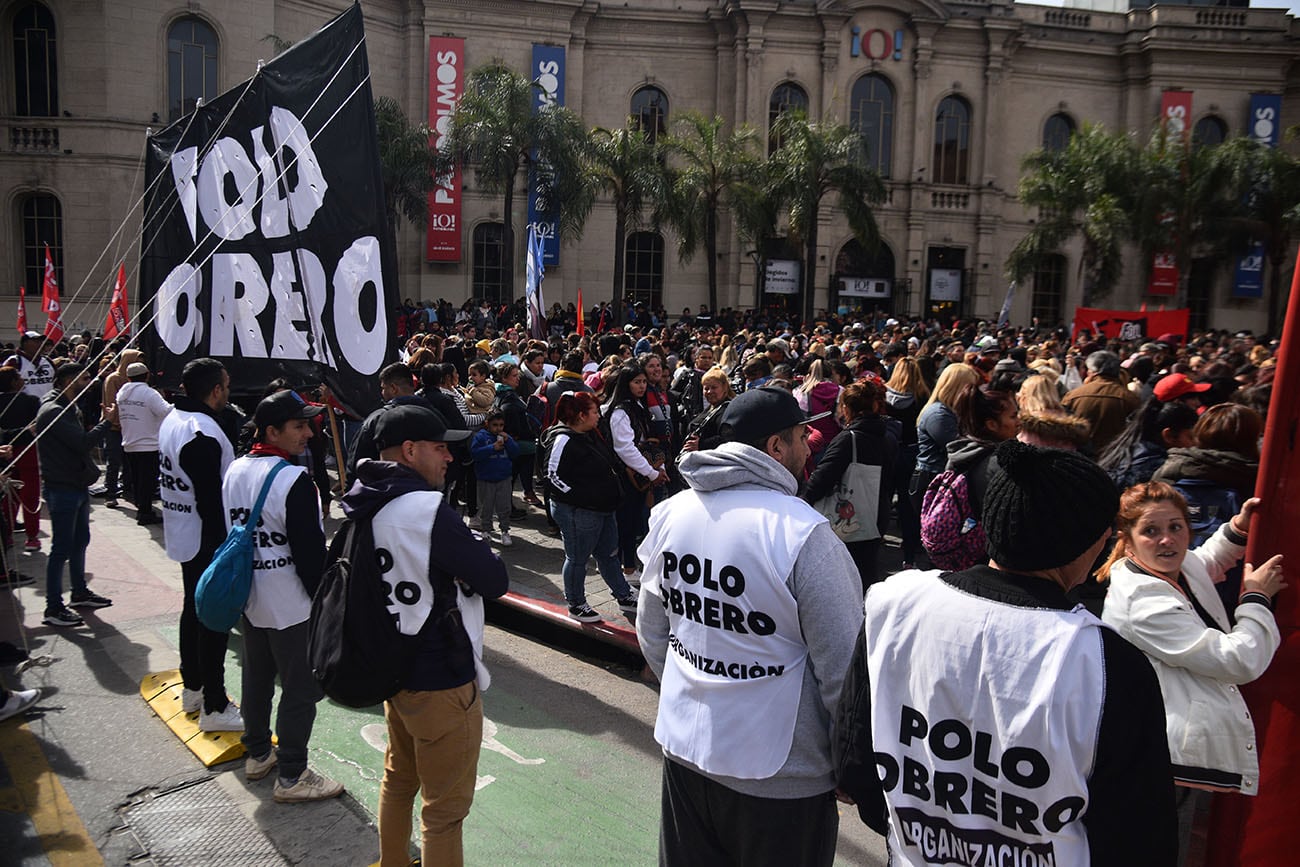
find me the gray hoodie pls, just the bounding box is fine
[636,442,865,799]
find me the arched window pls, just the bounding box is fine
[12,2,58,117]
[768,82,809,154]
[630,86,668,144]
[1031,253,1067,327]
[1193,115,1227,149]
[167,17,219,122]
[624,231,664,310]
[1042,113,1075,152]
[472,222,507,303]
[850,74,894,177]
[19,193,63,296]
[933,96,971,186]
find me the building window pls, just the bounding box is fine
[768,82,808,154]
[933,96,971,186]
[624,231,664,310]
[472,222,507,303]
[1031,254,1066,327]
[12,2,58,117]
[1042,113,1075,152]
[19,193,63,296]
[630,86,668,144]
[167,17,219,122]
[850,74,894,177]
[1193,115,1227,149]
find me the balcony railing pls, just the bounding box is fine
[9,125,60,152]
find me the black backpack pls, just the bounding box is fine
[308,518,418,708]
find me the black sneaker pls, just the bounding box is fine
[615,595,638,615]
[69,591,113,610]
[0,641,29,664]
[568,604,602,623]
[0,572,35,588]
[43,606,84,627]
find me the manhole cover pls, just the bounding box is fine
[120,778,287,866]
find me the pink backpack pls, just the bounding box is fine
[920,470,987,571]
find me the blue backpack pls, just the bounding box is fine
[196,459,291,632]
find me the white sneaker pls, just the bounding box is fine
[274,767,345,803]
[182,688,202,714]
[499,531,513,547]
[0,687,40,722]
[199,702,244,732]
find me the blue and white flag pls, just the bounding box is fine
[997,281,1016,328]
[526,226,547,339]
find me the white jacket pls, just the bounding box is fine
[1102,522,1280,794]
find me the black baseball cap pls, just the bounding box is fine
[720,387,832,444]
[253,390,324,431]
[373,404,470,450]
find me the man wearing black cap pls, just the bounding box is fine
[222,390,341,804]
[835,440,1177,865]
[341,403,508,867]
[636,387,864,866]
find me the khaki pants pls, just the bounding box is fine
[379,682,483,867]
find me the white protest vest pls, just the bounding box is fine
[638,487,820,779]
[158,408,234,563]
[371,490,491,691]
[16,355,54,398]
[222,455,317,629]
[865,572,1105,867]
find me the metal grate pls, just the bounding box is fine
[120,778,287,866]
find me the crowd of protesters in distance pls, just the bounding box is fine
[0,294,1286,866]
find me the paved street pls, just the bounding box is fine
[0,495,888,865]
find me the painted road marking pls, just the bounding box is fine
[0,716,104,866]
[359,717,543,792]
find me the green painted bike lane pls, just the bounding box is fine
[159,624,663,864]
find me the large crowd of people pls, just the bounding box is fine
[0,296,1288,866]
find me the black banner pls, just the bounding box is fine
[139,3,395,416]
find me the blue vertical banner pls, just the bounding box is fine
[1234,93,1282,299]
[527,44,565,267]
[525,226,547,339]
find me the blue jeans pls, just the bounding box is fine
[550,500,632,606]
[45,485,90,609]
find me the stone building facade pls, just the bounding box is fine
[3,0,1299,336]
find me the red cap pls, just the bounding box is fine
[1154,373,1211,402]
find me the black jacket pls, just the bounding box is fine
[349,395,447,476]
[34,391,108,489]
[492,386,535,443]
[804,414,900,538]
[541,423,624,512]
[341,460,508,691]
[0,391,40,448]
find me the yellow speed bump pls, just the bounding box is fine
[140,670,245,768]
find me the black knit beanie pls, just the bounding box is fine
[983,440,1119,571]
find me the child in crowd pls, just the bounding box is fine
[470,410,519,546]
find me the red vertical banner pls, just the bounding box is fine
[426,37,465,262]
[1206,257,1300,867]
[1148,90,1192,296]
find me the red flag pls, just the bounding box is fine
[41,245,59,314]
[16,286,27,335]
[577,288,585,337]
[105,263,129,339]
[40,244,63,342]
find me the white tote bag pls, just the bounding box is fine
[813,433,881,543]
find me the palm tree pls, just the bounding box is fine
[446,62,589,298]
[584,122,664,310]
[1202,137,1300,335]
[731,163,786,309]
[767,112,887,321]
[374,97,441,234]
[1007,124,1139,306]
[657,113,759,316]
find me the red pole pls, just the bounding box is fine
[1205,256,1300,865]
